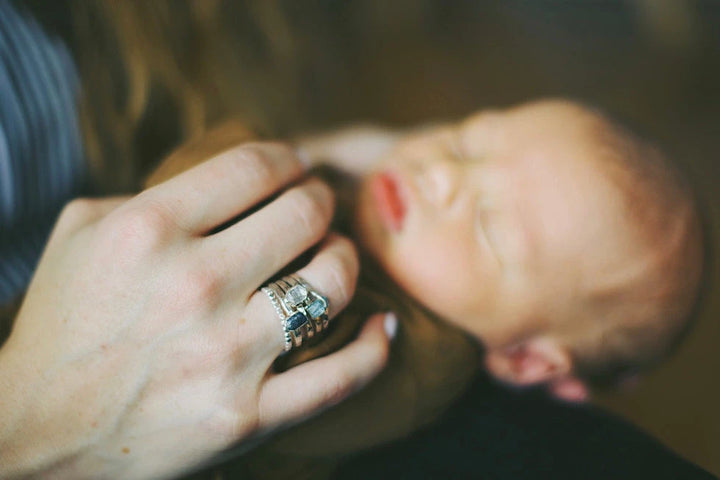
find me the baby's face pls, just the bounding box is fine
[357,101,635,348]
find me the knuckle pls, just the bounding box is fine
[288,185,332,238]
[181,265,223,307]
[263,141,299,165]
[228,145,276,186]
[322,371,353,406]
[264,140,295,154]
[324,249,358,307]
[101,201,174,253]
[245,141,295,159]
[332,236,360,274]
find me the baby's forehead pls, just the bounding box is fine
[391,101,607,166]
[459,101,606,150]
[499,99,601,127]
[391,124,457,155]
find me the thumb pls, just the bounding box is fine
[258,312,396,430]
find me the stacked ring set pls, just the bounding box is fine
[262,275,330,352]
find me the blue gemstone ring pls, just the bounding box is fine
[261,275,330,352]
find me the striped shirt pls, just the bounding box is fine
[0,1,86,304]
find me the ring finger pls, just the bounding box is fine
[223,233,359,362]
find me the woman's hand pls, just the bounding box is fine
[0,143,393,480]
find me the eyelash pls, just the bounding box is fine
[474,201,490,241]
[475,200,503,266]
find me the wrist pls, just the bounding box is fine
[0,343,82,479]
[0,343,35,477]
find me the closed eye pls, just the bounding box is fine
[475,204,503,268]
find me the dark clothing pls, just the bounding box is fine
[335,374,716,480]
[0,0,85,304]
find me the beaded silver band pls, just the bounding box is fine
[261,284,294,351]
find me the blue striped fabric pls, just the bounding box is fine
[0,1,86,304]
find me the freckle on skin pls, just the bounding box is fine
[238,317,246,325]
[122,447,130,454]
[91,421,98,428]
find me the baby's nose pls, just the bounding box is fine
[424,159,460,207]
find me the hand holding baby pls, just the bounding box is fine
[0,141,393,479]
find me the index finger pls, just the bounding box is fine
[147,142,306,234]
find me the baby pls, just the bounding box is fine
[306,98,703,396]
[146,98,705,477]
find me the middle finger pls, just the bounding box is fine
[199,177,335,296]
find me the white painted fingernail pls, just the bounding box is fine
[296,146,312,170]
[383,312,398,340]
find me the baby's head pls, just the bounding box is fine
[357,99,704,400]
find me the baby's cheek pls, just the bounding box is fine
[390,236,487,321]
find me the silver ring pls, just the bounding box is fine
[261,275,330,352]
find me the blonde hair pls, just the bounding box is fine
[71,0,308,193]
[565,110,705,385]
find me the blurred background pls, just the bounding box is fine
[27,0,720,475]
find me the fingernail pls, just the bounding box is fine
[296,146,312,170]
[383,312,398,340]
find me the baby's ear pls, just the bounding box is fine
[484,337,589,402]
[547,377,590,402]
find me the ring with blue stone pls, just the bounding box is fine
[260,275,330,352]
[279,275,330,336]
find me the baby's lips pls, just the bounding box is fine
[369,171,406,232]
